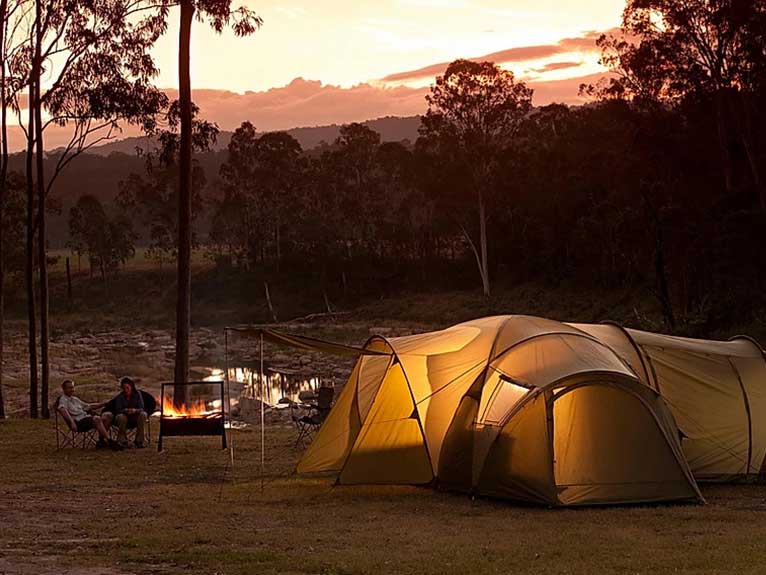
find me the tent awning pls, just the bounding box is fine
[224,326,391,357]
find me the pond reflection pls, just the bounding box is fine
[202,366,323,407]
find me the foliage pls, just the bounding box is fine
[212,123,305,267]
[68,194,136,279]
[0,171,25,274]
[419,59,533,296]
[117,102,218,264]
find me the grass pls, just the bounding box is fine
[2,419,766,575]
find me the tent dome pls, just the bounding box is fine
[298,315,706,506]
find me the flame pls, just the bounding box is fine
[161,396,214,418]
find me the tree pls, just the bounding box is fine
[118,101,217,267]
[594,0,766,207]
[68,195,136,289]
[216,123,304,268]
[419,59,532,296]
[0,0,27,419]
[173,0,261,399]
[13,0,169,417]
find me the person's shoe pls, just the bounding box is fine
[96,438,109,449]
[109,439,124,451]
[134,441,146,449]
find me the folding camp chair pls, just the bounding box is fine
[105,390,157,446]
[291,386,334,447]
[53,396,98,449]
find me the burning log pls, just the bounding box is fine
[158,381,227,451]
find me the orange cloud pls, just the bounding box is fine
[530,61,584,74]
[380,29,616,84]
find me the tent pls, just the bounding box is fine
[572,324,766,480]
[296,316,705,506]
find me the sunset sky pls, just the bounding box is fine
[150,0,624,92]
[24,0,627,150]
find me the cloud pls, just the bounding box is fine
[14,71,612,152]
[380,28,617,84]
[530,61,584,74]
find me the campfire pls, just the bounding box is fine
[158,381,228,451]
[160,396,217,418]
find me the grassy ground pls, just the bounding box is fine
[2,419,766,575]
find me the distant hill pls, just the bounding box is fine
[88,115,423,156]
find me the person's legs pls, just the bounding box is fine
[135,412,147,446]
[115,414,129,445]
[101,411,113,433]
[92,415,110,441]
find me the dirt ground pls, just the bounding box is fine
[1,418,766,575]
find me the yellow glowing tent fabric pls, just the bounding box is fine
[573,324,766,480]
[297,316,705,506]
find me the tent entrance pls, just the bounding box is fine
[551,383,697,505]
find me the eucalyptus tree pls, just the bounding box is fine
[17,0,168,416]
[595,0,766,207]
[419,59,532,297]
[117,102,216,269]
[0,0,31,419]
[172,0,261,395]
[68,195,136,288]
[217,123,304,268]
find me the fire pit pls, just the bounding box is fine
[157,381,227,451]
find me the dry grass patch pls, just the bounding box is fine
[1,419,766,575]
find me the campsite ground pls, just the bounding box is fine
[4,259,766,574]
[2,419,766,575]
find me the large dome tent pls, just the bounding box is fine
[296,316,703,506]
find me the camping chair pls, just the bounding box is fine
[53,396,98,449]
[291,386,334,447]
[105,390,157,445]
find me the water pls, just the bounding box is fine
[201,366,324,407]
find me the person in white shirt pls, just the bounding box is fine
[57,380,116,449]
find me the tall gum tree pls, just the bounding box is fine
[172,0,260,404]
[419,59,532,297]
[18,0,169,415]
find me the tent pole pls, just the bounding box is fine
[225,328,234,467]
[260,331,265,494]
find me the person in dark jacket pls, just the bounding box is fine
[113,376,147,448]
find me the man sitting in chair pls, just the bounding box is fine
[57,379,117,449]
[112,376,148,448]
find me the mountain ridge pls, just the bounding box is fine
[85,115,423,156]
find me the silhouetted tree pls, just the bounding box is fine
[215,123,304,268]
[69,195,136,290]
[173,0,261,394]
[595,0,766,207]
[14,0,169,416]
[118,102,215,268]
[420,59,532,296]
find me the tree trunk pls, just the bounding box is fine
[714,89,734,195]
[654,222,675,331]
[478,187,490,297]
[735,91,765,211]
[25,63,39,418]
[34,0,50,417]
[66,256,72,302]
[275,212,281,273]
[173,0,194,406]
[0,0,7,420]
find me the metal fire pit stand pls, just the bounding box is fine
[157,380,228,452]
